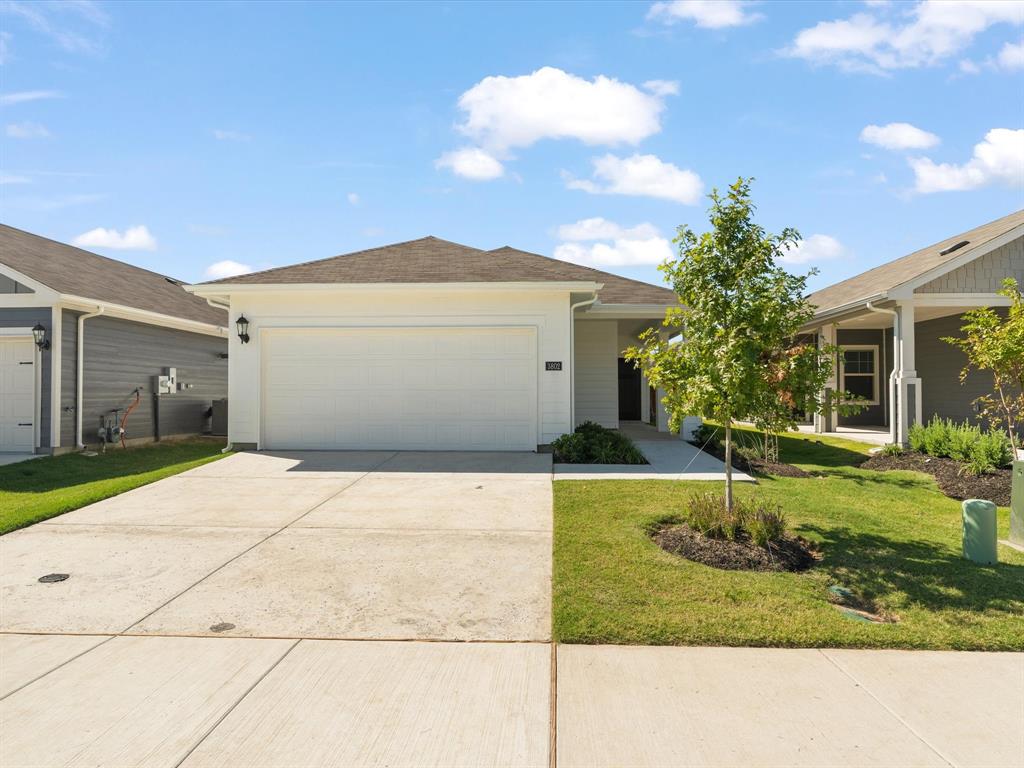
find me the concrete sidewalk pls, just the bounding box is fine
[554,423,754,481]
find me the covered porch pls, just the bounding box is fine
[808,295,1007,446]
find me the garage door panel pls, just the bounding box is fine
[262,327,536,451]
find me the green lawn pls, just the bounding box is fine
[0,440,228,535]
[553,428,1024,651]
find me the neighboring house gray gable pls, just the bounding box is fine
[914,236,1024,295]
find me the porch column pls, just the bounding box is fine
[656,327,670,432]
[895,301,922,445]
[814,324,837,434]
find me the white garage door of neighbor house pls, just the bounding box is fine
[261,326,538,451]
[0,339,35,452]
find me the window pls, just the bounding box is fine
[840,346,879,405]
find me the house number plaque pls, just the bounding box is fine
[545,361,563,371]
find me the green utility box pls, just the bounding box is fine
[1011,460,1024,547]
[962,499,998,565]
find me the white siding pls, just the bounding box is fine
[574,319,618,428]
[226,288,572,447]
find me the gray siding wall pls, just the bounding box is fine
[836,328,893,427]
[916,312,1004,425]
[0,307,52,447]
[0,275,35,293]
[915,237,1024,294]
[60,310,227,446]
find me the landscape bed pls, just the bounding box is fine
[553,428,1024,651]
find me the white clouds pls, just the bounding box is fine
[784,1,1024,73]
[435,147,505,180]
[647,0,762,28]
[346,192,360,206]
[212,129,251,141]
[204,260,253,279]
[997,40,1024,70]
[860,122,939,150]
[6,121,50,138]
[555,218,674,267]
[454,67,672,152]
[566,153,703,205]
[642,79,680,96]
[72,225,157,251]
[0,89,63,106]
[778,234,846,265]
[0,0,107,56]
[910,128,1024,193]
[0,173,30,185]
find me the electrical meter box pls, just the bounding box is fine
[154,367,177,395]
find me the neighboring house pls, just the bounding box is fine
[0,225,229,454]
[805,209,1024,445]
[187,237,679,451]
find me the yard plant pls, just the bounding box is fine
[908,416,1014,475]
[552,421,646,464]
[626,178,851,510]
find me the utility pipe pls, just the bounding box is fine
[568,292,599,429]
[865,301,899,445]
[76,306,105,449]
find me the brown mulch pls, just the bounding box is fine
[652,523,819,572]
[699,443,810,478]
[861,451,1012,506]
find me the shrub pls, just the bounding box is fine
[552,422,646,464]
[683,492,788,548]
[879,443,904,456]
[908,421,928,453]
[691,423,720,450]
[911,415,1014,474]
[922,417,953,457]
[968,430,1014,475]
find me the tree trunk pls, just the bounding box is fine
[724,421,734,512]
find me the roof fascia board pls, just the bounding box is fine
[893,223,1024,296]
[0,262,60,301]
[186,281,604,295]
[582,303,677,318]
[810,292,889,324]
[58,294,228,337]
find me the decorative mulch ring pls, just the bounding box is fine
[652,523,819,573]
[697,443,810,478]
[862,451,1011,506]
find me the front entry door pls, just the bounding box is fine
[618,358,641,421]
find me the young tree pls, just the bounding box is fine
[943,278,1024,453]
[626,178,839,510]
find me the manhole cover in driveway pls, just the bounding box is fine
[38,573,69,583]
[209,622,235,633]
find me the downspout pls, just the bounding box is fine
[205,296,233,452]
[568,292,599,429]
[76,306,105,449]
[865,300,899,445]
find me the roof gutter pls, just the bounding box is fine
[806,291,888,328]
[569,293,600,430]
[76,306,104,449]
[185,281,604,295]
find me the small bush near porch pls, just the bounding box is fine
[553,427,1024,651]
[552,422,647,464]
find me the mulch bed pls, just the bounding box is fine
[698,443,810,478]
[652,523,818,572]
[861,451,1012,506]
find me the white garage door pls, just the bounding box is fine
[0,339,35,452]
[261,327,538,451]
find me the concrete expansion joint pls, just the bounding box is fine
[818,650,959,768]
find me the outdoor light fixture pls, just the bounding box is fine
[236,315,250,344]
[31,322,50,351]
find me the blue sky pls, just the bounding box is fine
[1,0,1022,291]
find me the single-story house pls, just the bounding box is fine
[0,224,229,454]
[805,209,1024,445]
[186,237,679,452]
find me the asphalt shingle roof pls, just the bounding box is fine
[0,224,227,326]
[202,236,678,305]
[809,209,1024,315]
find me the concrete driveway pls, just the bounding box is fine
[1,450,552,641]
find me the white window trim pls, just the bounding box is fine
[840,344,880,407]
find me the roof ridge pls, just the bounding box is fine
[201,235,483,284]
[489,245,674,295]
[0,222,189,286]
